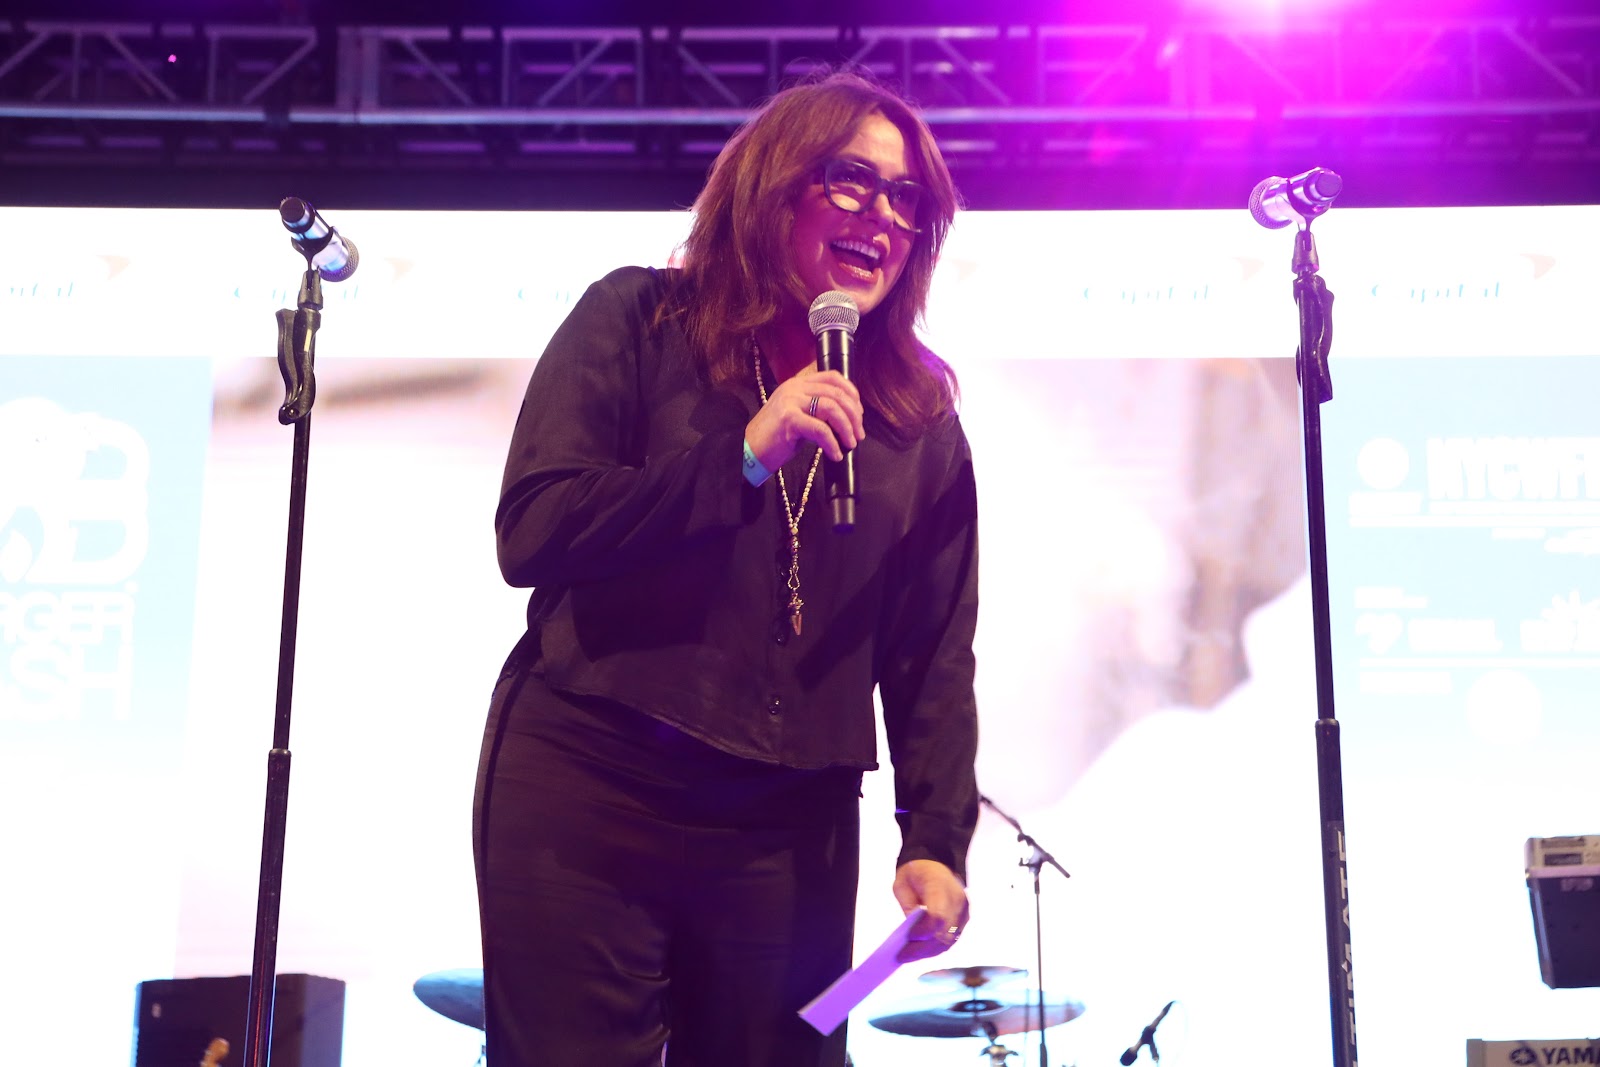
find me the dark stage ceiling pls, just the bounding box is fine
[1,0,1596,211]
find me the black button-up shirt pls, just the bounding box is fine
[494,266,980,877]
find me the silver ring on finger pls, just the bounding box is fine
[807,396,820,417]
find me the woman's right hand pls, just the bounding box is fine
[745,367,866,471]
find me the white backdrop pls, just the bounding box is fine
[2,204,1597,1067]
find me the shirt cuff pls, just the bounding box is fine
[742,438,772,486]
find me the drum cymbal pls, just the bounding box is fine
[871,997,1008,1038]
[413,968,485,1030]
[980,998,1085,1036]
[870,995,1085,1038]
[918,964,1027,988]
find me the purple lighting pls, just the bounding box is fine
[1184,0,1355,16]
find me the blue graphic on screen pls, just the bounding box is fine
[0,356,211,761]
[1322,356,1600,746]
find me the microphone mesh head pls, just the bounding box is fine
[317,239,359,283]
[1248,177,1293,230]
[808,290,860,337]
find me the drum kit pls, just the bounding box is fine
[413,963,1083,1066]
[864,964,1084,1065]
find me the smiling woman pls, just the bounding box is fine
[676,71,962,432]
[788,115,917,323]
[473,70,979,1067]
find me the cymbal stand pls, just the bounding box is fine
[980,794,1071,1067]
[980,1021,1018,1065]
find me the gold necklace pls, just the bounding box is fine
[753,339,823,635]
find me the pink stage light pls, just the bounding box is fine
[1181,0,1370,17]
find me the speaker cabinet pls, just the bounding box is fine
[1526,835,1600,989]
[132,974,345,1067]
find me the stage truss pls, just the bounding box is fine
[0,15,1596,197]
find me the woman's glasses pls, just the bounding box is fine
[821,158,928,234]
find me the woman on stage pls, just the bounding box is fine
[474,70,981,1067]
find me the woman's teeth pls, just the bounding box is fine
[831,238,880,279]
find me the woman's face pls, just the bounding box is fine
[789,111,919,319]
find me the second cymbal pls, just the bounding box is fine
[413,968,485,1030]
[979,998,1086,1036]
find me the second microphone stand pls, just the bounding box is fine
[1286,217,1360,1067]
[980,794,1070,1067]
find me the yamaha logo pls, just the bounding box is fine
[1509,1048,1600,1065]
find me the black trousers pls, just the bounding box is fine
[474,671,860,1067]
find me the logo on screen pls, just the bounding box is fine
[1,397,148,722]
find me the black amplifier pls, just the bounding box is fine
[132,973,345,1067]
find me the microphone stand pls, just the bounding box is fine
[241,247,326,1067]
[980,794,1070,1067]
[1284,215,1359,1067]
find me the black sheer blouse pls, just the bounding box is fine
[494,266,980,878]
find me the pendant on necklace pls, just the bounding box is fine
[789,596,804,635]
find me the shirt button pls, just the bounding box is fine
[767,695,782,715]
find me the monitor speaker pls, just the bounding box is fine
[1526,835,1600,989]
[132,973,345,1067]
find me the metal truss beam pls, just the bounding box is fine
[0,16,1596,196]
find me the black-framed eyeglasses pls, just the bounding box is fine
[821,158,929,234]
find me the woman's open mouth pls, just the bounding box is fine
[830,237,882,282]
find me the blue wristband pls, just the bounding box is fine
[742,438,772,486]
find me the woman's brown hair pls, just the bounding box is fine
[674,70,961,434]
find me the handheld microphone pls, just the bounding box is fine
[1248,168,1343,230]
[808,290,859,533]
[279,196,359,282]
[1119,1000,1175,1065]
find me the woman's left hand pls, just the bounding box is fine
[892,859,970,962]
